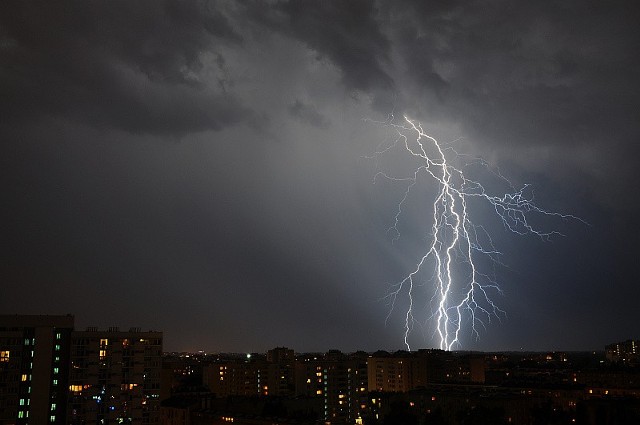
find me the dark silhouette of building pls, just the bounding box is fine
[67,327,163,424]
[203,348,296,398]
[0,314,74,425]
[606,340,639,365]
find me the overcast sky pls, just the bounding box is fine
[2,0,639,353]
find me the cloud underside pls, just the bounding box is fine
[2,0,638,149]
[1,0,639,351]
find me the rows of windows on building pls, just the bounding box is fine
[605,339,639,364]
[161,342,640,425]
[0,315,162,425]
[2,315,639,425]
[192,347,485,424]
[0,316,487,425]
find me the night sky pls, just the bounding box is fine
[2,0,639,353]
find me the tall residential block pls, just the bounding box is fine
[294,350,369,425]
[67,327,163,424]
[0,314,74,425]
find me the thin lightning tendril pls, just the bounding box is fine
[370,115,583,351]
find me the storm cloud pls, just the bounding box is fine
[0,0,248,135]
[1,0,638,352]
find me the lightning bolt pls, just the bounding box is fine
[370,115,582,351]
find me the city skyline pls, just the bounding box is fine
[1,1,639,354]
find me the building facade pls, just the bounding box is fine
[204,348,296,398]
[0,314,74,425]
[67,327,163,424]
[606,340,639,365]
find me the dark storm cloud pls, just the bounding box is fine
[242,0,394,102]
[235,0,640,348]
[386,0,640,209]
[239,0,639,180]
[255,0,640,209]
[391,0,640,150]
[288,100,329,128]
[0,0,248,136]
[1,0,639,353]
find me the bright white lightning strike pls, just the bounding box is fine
[371,115,580,351]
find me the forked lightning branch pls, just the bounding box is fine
[370,116,580,351]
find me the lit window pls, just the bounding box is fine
[21,374,28,382]
[51,403,56,411]
[20,399,25,406]
[50,415,56,421]
[0,351,9,362]
[56,333,61,340]
[18,411,24,419]
[53,367,59,374]
[100,339,109,346]
[55,344,60,351]
[52,379,58,386]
